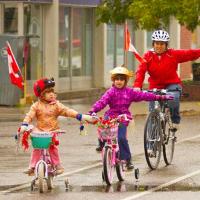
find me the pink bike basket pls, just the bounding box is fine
[98,125,118,140]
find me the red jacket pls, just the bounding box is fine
[133,49,200,89]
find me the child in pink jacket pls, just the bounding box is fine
[89,66,173,169]
[20,78,92,175]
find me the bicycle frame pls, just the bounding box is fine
[101,135,119,166]
[18,126,66,192]
[34,149,55,180]
[144,88,180,169]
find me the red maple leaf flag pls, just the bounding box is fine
[124,24,146,64]
[6,41,24,90]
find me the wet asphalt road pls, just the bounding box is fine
[0,100,200,199]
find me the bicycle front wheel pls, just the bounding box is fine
[38,163,45,193]
[144,111,162,170]
[103,146,114,185]
[163,113,176,165]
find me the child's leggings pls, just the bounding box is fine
[29,145,61,168]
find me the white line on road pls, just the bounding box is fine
[1,134,200,195]
[121,169,200,200]
[0,162,102,195]
[177,134,200,144]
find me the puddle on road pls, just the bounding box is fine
[2,182,200,194]
[68,182,200,193]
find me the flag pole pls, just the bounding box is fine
[124,20,128,68]
[24,62,27,103]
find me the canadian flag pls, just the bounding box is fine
[124,24,146,64]
[6,41,24,90]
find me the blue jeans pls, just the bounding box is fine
[117,124,132,161]
[149,84,182,124]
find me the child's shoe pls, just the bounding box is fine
[95,139,105,152]
[56,165,64,175]
[172,123,179,131]
[23,168,34,176]
[96,146,103,152]
[126,160,134,170]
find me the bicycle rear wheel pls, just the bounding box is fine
[116,161,125,182]
[103,146,114,185]
[144,111,162,170]
[163,113,176,165]
[47,175,53,190]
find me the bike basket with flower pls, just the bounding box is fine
[21,131,59,150]
[96,116,119,139]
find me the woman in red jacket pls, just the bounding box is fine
[133,30,200,130]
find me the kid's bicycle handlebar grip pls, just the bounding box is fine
[14,134,18,140]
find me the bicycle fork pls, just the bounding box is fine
[35,160,48,179]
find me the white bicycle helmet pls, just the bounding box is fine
[151,30,170,42]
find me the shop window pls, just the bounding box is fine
[24,4,43,81]
[4,5,18,34]
[59,7,70,77]
[72,8,93,77]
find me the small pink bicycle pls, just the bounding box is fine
[95,114,139,185]
[16,126,65,193]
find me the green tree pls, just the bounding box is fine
[96,0,200,31]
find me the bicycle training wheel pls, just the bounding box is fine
[38,163,45,193]
[103,146,114,185]
[116,160,125,182]
[163,113,176,165]
[47,175,53,190]
[144,112,162,170]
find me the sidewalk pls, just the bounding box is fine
[0,98,200,122]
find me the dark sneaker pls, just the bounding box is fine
[173,123,179,131]
[96,146,103,152]
[126,160,134,170]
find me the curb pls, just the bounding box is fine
[0,110,199,122]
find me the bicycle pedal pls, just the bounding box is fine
[174,136,177,142]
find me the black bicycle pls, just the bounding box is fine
[144,88,182,170]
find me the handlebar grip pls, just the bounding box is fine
[14,134,18,140]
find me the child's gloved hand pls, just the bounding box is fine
[165,95,174,100]
[76,114,96,123]
[82,114,95,122]
[19,122,29,134]
[156,95,174,101]
[88,111,97,117]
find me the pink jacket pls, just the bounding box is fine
[23,100,78,131]
[134,49,200,89]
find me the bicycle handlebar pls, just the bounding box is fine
[144,88,189,97]
[93,114,131,123]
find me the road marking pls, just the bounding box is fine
[121,169,200,200]
[177,134,200,144]
[1,134,200,195]
[0,162,102,194]
[57,162,102,178]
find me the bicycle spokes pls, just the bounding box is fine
[163,120,176,165]
[144,112,162,170]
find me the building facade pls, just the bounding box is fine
[0,0,199,105]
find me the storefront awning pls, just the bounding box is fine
[59,0,101,6]
[0,0,101,5]
[0,0,52,3]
